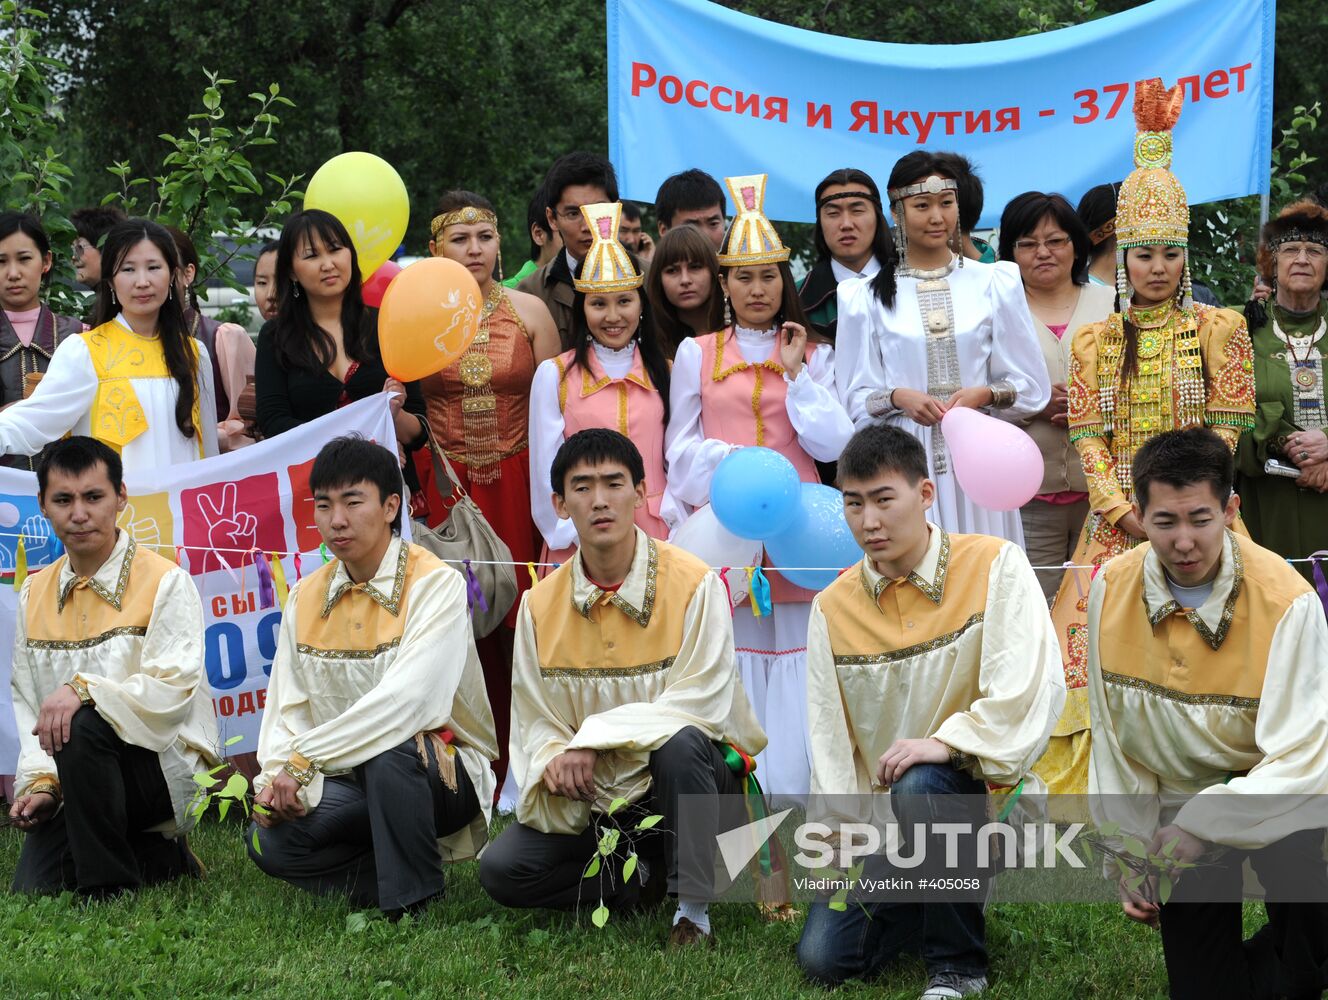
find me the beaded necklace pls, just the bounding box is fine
[1271,307,1328,429]
[900,255,961,473]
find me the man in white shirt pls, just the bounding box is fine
[10,436,216,896]
[797,423,1063,999]
[248,436,496,918]
[1087,427,1328,999]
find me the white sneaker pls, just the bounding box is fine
[920,971,988,999]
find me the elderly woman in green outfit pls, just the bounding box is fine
[1237,199,1328,579]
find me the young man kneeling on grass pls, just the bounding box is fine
[479,429,766,948]
[10,437,217,897]
[797,424,1065,999]
[248,435,497,919]
[1087,428,1328,999]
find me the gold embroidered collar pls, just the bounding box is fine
[711,327,786,382]
[578,342,655,397]
[859,524,950,608]
[571,528,658,628]
[321,536,410,618]
[1140,529,1242,650]
[57,531,136,614]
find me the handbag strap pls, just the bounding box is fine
[421,421,472,504]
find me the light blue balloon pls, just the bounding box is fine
[709,447,802,541]
[765,483,861,590]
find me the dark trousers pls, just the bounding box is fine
[1158,828,1328,1000]
[248,738,480,912]
[479,726,741,910]
[12,707,188,895]
[797,763,989,985]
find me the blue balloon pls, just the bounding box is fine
[765,483,861,590]
[709,447,802,541]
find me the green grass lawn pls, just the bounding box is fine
[0,818,1253,999]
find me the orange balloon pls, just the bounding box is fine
[378,258,483,381]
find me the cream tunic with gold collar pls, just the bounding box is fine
[1087,530,1328,850]
[511,529,766,836]
[11,530,218,834]
[255,536,498,862]
[807,526,1065,820]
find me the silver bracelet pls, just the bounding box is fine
[865,388,897,418]
[987,380,1017,409]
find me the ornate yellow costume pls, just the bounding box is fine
[1035,81,1256,800]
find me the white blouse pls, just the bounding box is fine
[528,341,686,551]
[0,314,220,471]
[664,326,854,508]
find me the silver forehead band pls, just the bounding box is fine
[1269,228,1328,250]
[887,176,958,204]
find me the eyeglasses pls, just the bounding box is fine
[1276,244,1327,261]
[1013,235,1072,253]
[555,207,587,223]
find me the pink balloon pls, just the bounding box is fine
[362,260,402,308]
[940,406,1043,511]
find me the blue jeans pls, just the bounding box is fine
[797,763,988,985]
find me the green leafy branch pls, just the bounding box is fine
[580,796,664,928]
[102,70,304,299]
[1084,822,1209,907]
[187,734,270,856]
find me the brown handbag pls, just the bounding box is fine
[412,427,518,638]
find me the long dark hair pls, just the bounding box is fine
[272,209,374,373]
[719,259,819,342]
[570,276,671,423]
[997,191,1092,285]
[164,225,203,312]
[1117,245,1187,381]
[0,212,53,292]
[92,218,200,440]
[813,168,898,311]
[645,225,724,359]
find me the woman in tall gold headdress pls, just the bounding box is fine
[420,190,560,798]
[1036,80,1256,800]
[666,174,855,802]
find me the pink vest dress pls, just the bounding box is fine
[542,343,671,569]
[695,328,818,604]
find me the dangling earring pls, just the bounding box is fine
[723,295,732,328]
[1180,254,1193,311]
[109,287,117,306]
[1115,247,1129,309]
[953,226,964,268]
[291,281,302,299]
[892,208,907,267]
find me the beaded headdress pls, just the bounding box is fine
[572,202,643,293]
[717,174,790,266]
[1115,78,1192,309]
[430,205,497,239]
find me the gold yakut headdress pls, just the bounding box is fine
[573,202,644,293]
[717,174,790,266]
[1115,78,1193,308]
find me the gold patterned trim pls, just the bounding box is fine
[57,536,137,613]
[1143,531,1242,650]
[297,637,402,660]
[861,529,951,607]
[540,656,674,679]
[321,540,410,618]
[27,625,148,651]
[833,613,983,665]
[575,537,659,628]
[1102,669,1259,709]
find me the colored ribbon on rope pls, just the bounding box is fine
[749,566,773,618]
[12,534,26,592]
[270,553,290,610]
[462,558,488,615]
[717,566,734,609]
[319,542,331,565]
[254,549,275,610]
[722,743,777,877]
[1311,551,1328,618]
[526,561,539,588]
[174,546,187,573]
[293,552,304,582]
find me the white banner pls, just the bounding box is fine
[0,394,403,774]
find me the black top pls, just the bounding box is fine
[254,314,426,441]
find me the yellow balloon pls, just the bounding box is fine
[304,152,409,277]
[378,258,483,382]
